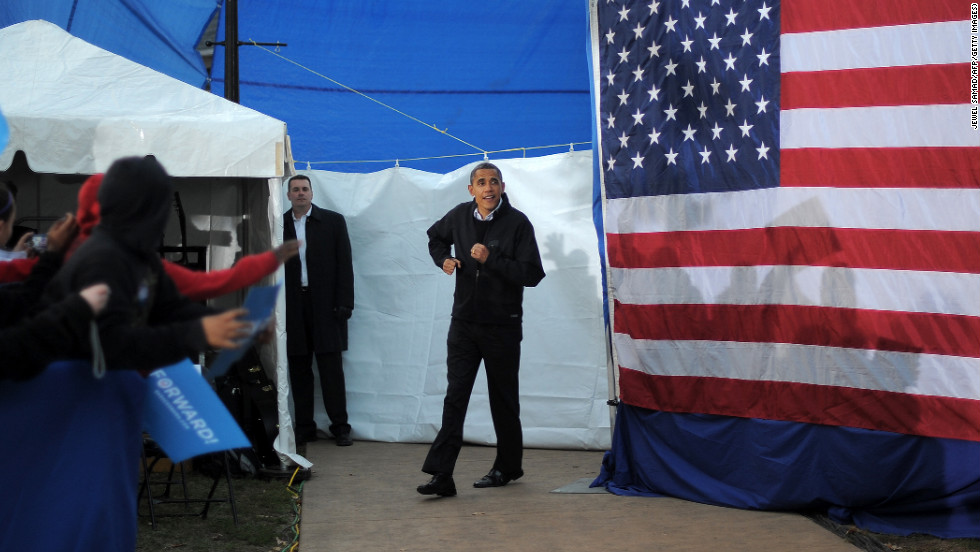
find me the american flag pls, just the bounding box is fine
[593,0,980,441]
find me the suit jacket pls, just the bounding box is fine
[283,204,354,354]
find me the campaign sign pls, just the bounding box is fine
[143,359,250,463]
[206,283,282,381]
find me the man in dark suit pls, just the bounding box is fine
[283,174,355,446]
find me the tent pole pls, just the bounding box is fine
[224,0,240,103]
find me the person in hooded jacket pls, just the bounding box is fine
[41,155,251,371]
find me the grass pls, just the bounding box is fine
[135,459,301,552]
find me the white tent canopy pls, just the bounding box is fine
[0,20,287,177]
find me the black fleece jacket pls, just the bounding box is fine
[427,193,545,326]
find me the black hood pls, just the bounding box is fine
[97,155,173,256]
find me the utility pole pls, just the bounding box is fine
[206,0,286,104]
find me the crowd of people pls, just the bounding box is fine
[0,155,544,548]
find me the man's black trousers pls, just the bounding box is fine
[423,318,523,476]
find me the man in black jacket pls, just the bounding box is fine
[417,162,545,497]
[283,175,355,446]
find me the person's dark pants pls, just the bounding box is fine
[288,296,350,441]
[422,319,523,477]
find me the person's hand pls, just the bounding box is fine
[44,213,79,253]
[79,283,110,315]
[201,308,252,349]
[470,243,489,263]
[13,232,33,253]
[334,306,352,321]
[442,257,461,275]
[275,240,300,263]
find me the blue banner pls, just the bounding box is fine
[206,283,281,380]
[143,359,250,463]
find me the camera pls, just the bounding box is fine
[30,234,47,253]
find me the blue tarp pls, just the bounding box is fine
[209,1,592,173]
[594,404,980,538]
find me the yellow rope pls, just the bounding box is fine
[247,38,487,154]
[296,141,593,168]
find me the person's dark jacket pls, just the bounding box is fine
[427,193,544,326]
[42,156,210,371]
[1,250,95,380]
[283,203,354,354]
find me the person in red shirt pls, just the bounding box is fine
[0,174,298,299]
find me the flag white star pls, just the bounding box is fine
[739,119,753,137]
[739,74,753,92]
[632,152,645,168]
[664,104,678,121]
[681,35,694,52]
[606,113,616,128]
[618,6,630,21]
[664,15,678,32]
[741,28,753,46]
[648,42,662,58]
[606,70,616,86]
[758,2,772,20]
[755,95,769,113]
[607,155,616,170]
[682,124,697,141]
[681,0,690,8]
[648,0,661,15]
[618,90,630,105]
[723,53,737,70]
[649,127,661,144]
[694,12,706,29]
[707,33,722,50]
[757,48,771,66]
[633,66,645,82]
[682,80,695,97]
[711,122,724,139]
[647,84,660,101]
[605,29,616,44]
[725,9,737,26]
[757,141,770,159]
[724,98,737,116]
[632,108,645,126]
[697,102,709,118]
[665,148,679,165]
[696,56,707,73]
[617,47,630,64]
[710,78,721,94]
[699,145,712,164]
[665,59,679,75]
[725,144,738,162]
[633,23,646,39]
[618,132,629,148]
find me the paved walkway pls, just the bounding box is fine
[296,440,859,552]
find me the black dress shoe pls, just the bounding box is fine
[335,432,353,446]
[417,474,457,497]
[473,468,524,488]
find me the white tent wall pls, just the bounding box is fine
[273,151,612,452]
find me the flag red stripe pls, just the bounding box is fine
[781,64,971,109]
[781,147,980,188]
[613,301,980,358]
[782,0,967,34]
[606,228,980,273]
[618,369,980,442]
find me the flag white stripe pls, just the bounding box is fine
[604,188,980,234]
[781,105,980,149]
[781,20,972,72]
[613,334,980,401]
[610,266,980,317]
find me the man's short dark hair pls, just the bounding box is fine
[469,162,502,184]
[288,174,312,187]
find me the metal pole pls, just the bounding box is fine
[224,0,239,103]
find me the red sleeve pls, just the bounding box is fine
[0,257,40,284]
[164,251,280,302]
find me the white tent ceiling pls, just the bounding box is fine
[0,20,287,178]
